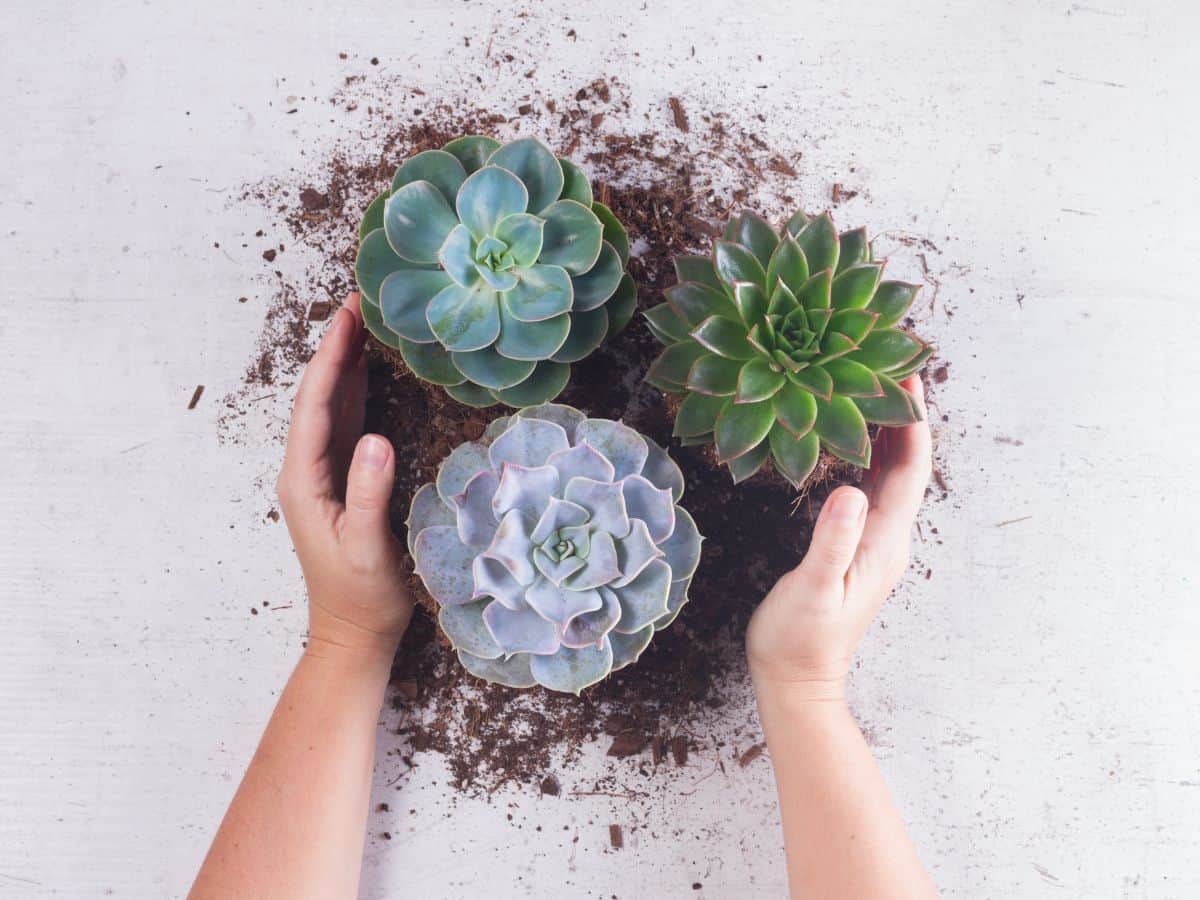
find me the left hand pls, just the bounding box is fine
[276,293,412,657]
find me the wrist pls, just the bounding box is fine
[301,633,398,680]
[307,602,405,657]
[751,668,848,707]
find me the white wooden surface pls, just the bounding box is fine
[2,1,1199,897]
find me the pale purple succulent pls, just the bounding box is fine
[407,403,702,694]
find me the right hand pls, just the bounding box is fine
[745,376,932,700]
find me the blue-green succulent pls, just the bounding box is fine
[355,136,636,407]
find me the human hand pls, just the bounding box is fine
[276,293,412,659]
[745,376,932,700]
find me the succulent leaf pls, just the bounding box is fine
[491,361,571,406]
[814,394,870,463]
[492,213,545,268]
[644,303,692,344]
[831,263,884,310]
[575,418,650,480]
[570,241,623,311]
[732,212,780,268]
[674,254,725,293]
[851,328,926,371]
[391,149,468,205]
[359,294,401,349]
[727,438,771,484]
[445,380,501,407]
[441,135,502,173]
[493,308,570,361]
[715,399,774,462]
[380,269,452,343]
[356,228,410,304]
[439,601,502,659]
[768,424,820,488]
[691,316,755,360]
[713,240,768,291]
[674,392,727,437]
[486,137,564,213]
[792,213,839,275]
[733,282,769,326]
[603,275,639,339]
[426,281,501,352]
[788,365,834,401]
[835,227,869,273]
[687,353,742,396]
[413,526,477,605]
[772,381,818,437]
[551,307,608,363]
[398,338,467,387]
[735,357,786,403]
[766,235,810,297]
[451,346,537,389]
[866,281,920,329]
[409,408,702,693]
[359,191,388,241]
[796,268,833,311]
[456,166,529,238]
[666,281,740,326]
[783,209,810,236]
[385,181,460,264]
[591,202,630,266]
[539,200,604,274]
[558,158,594,206]
[853,372,924,426]
[823,358,885,398]
[645,208,932,488]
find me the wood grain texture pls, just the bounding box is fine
[2,1,1198,897]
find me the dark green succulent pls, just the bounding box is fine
[355,136,636,407]
[644,210,933,487]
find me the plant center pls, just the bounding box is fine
[475,236,513,272]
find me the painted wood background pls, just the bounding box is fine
[2,1,1198,897]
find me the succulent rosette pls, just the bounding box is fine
[644,210,933,488]
[355,136,636,407]
[406,404,702,695]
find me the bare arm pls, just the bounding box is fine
[746,376,938,900]
[191,295,412,900]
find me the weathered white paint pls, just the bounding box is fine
[2,1,1198,897]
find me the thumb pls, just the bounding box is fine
[795,486,868,591]
[342,434,397,554]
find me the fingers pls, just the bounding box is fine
[791,486,868,594]
[863,376,932,527]
[281,297,366,501]
[341,434,398,565]
[850,375,933,604]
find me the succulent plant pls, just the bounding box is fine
[643,210,933,487]
[406,404,702,694]
[354,136,636,407]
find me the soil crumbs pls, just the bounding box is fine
[220,64,951,798]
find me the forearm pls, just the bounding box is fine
[190,637,397,900]
[755,684,937,900]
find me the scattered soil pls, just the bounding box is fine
[220,62,952,797]
[187,385,204,410]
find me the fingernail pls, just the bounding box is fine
[326,308,349,340]
[358,435,390,471]
[829,490,866,524]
